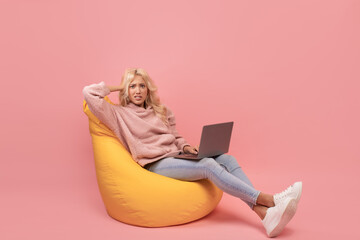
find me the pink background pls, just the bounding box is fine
[1,0,359,239]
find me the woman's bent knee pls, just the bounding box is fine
[198,157,218,167]
[215,154,242,169]
[198,157,224,177]
[216,154,237,162]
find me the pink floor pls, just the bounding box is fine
[2,162,359,239]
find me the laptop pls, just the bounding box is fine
[174,122,234,160]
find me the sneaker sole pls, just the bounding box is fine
[268,198,297,238]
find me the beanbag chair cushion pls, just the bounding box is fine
[83,97,223,227]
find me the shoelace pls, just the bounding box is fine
[275,185,293,201]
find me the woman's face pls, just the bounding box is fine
[128,75,148,108]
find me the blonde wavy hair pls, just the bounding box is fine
[118,68,168,125]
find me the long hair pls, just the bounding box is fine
[119,68,168,125]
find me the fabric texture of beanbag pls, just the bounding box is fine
[83,97,223,227]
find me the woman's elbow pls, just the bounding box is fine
[82,86,91,99]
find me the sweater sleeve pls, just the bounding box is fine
[166,107,190,152]
[82,81,118,132]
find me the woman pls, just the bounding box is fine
[82,68,302,237]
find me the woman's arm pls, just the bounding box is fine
[83,81,120,132]
[106,85,121,92]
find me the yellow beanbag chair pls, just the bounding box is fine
[83,97,223,227]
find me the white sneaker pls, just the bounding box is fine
[262,197,297,238]
[274,182,302,206]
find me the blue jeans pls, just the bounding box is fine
[145,154,260,208]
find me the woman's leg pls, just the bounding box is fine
[146,156,261,207]
[213,154,256,208]
[146,156,299,237]
[213,155,276,209]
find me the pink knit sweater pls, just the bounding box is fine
[82,81,190,167]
